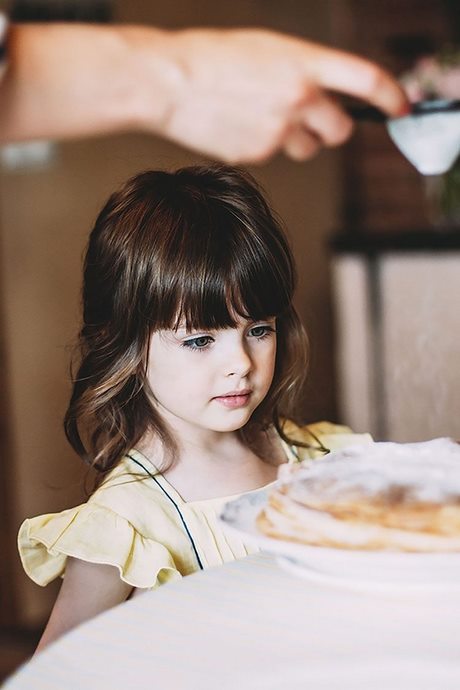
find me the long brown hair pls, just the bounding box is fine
[65,165,309,475]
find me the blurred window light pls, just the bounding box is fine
[0,140,58,171]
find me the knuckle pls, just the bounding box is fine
[329,117,354,146]
[292,80,318,109]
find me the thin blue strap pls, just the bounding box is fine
[127,453,204,571]
[289,444,301,461]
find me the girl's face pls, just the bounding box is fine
[147,316,277,438]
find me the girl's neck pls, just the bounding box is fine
[137,425,287,502]
[139,425,255,469]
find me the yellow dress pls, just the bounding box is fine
[18,422,371,590]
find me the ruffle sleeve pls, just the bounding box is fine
[18,502,182,590]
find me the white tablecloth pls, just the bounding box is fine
[5,553,460,689]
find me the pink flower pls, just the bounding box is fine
[400,76,427,102]
[437,66,460,99]
[400,52,460,101]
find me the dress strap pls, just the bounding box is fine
[127,454,204,571]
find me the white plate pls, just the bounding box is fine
[219,489,460,590]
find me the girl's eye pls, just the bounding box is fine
[182,335,214,351]
[248,324,276,339]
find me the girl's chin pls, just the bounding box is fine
[208,412,253,433]
[209,422,248,433]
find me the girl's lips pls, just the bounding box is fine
[213,390,252,409]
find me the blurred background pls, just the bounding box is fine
[1,0,459,679]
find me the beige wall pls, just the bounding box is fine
[0,1,342,626]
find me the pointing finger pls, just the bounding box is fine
[302,43,410,118]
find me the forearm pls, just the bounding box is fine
[0,23,181,142]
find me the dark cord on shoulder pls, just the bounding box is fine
[274,417,331,457]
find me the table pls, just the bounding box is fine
[4,553,460,689]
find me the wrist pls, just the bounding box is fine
[117,26,186,136]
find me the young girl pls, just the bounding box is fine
[18,164,369,651]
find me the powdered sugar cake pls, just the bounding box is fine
[257,438,460,552]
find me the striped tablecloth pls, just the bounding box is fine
[5,552,460,690]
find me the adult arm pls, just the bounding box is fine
[35,556,133,654]
[0,23,409,162]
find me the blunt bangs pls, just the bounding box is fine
[144,195,295,332]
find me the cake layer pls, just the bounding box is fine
[258,438,460,552]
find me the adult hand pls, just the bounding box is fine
[130,27,409,162]
[0,24,409,163]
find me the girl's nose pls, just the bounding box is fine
[225,343,252,378]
